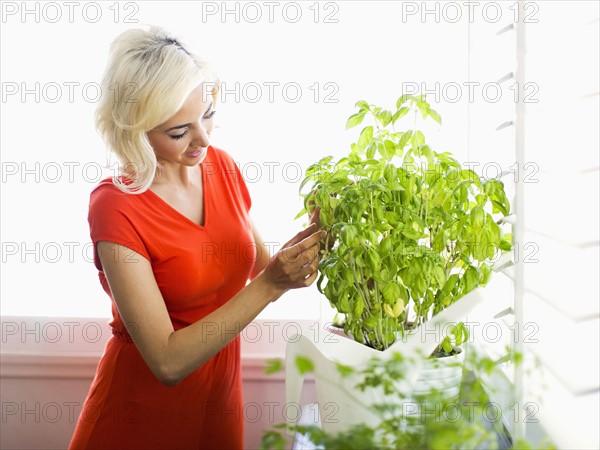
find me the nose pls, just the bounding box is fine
[189,122,210,148]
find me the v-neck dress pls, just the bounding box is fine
[69,146,255,450]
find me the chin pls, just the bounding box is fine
[197,148,208,162]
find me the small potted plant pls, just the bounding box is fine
[299,93,512,353]
[277,94,513,438]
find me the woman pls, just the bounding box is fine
[69,26,326,449]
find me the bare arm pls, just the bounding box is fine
[97,224,325,386]
[249,218,271,280]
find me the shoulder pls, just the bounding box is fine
[206,145,245,184]
[208,145,239,169]
[207,145,252,210]
[89,176,142,214]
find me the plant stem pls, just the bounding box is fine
[350,253,371,311]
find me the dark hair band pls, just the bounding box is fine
[164,37,191,56]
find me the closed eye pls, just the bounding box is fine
[168,110,215,140]
[170,130,189,140]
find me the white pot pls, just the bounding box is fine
[327,326,466,398]
[285,288,483,435]
[286,331,418,434]
[414,346,465,399]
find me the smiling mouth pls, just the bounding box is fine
[185,148,205,157]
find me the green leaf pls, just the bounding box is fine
[396,94,412,109]
[366,142,376,159]
[357,126,374,151]
[451,322,469,346]
[261,430,287,449]
[433,265,446,288]
[377,110,393,127]
[363,316,379,329]
[480,264,492,285]
[393,298,405,317]
[353,299,365,316]
[486,235,496,259]
[382,139,396,160]
[335,362,355,377]
[487,215,502,245]
[264,358,283,374]
[428,108,442,124]
[441,336,453,353]
[398,130,413,150]
[463,266,479,293]
[392,106,410,124]
[346,112,366,129]
[492,199,510,216]
[367,248,381,271]
[299,175,316,194]
[295,355,314,375]
[294,208,308,220]
[471,207,485,229]
[412,130,425,148]
[383,303,395,318]
[443,274,459,295]
[418,101,430,119]
[319,208,332,228]
[355,100,370,111]
[461,169,481,184]
[398,284,408,303]
[315,189,330,210]
[416,276,427,295]
[500,239,512,251]
[401,228,422,240]
[338,293,350,313]
[340,225,357,246]
[382,282,401,304]
[318,155,334,166]
[379,236,393,256]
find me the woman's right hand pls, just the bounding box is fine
[260,223,326,298]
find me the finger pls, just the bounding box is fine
[299,256,319,276]
[284,245,319,274]
[309,207,322,227]
[301,269,319,287]
[291,267,317,289]
[281,242,319,272]
[282,223,317,249]
[284,230,327,260]
[300,243,320,268]
[282,235,321,263]
[307,189,318,207]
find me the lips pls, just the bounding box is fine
[185,148,205,158]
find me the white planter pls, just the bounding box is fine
[326,325,465,400]
[285,288,484,435]
[414,347,465,399]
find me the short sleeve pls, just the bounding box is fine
[88,182,151,272]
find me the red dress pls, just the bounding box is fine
[69,146,255,450]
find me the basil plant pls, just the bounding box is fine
[298,95,512,351]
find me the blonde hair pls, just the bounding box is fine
[95,26,219,193]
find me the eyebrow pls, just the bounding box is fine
[163,102,213,132]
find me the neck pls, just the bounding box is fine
[153,162,199,190]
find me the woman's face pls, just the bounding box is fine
[147,84,216,166]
